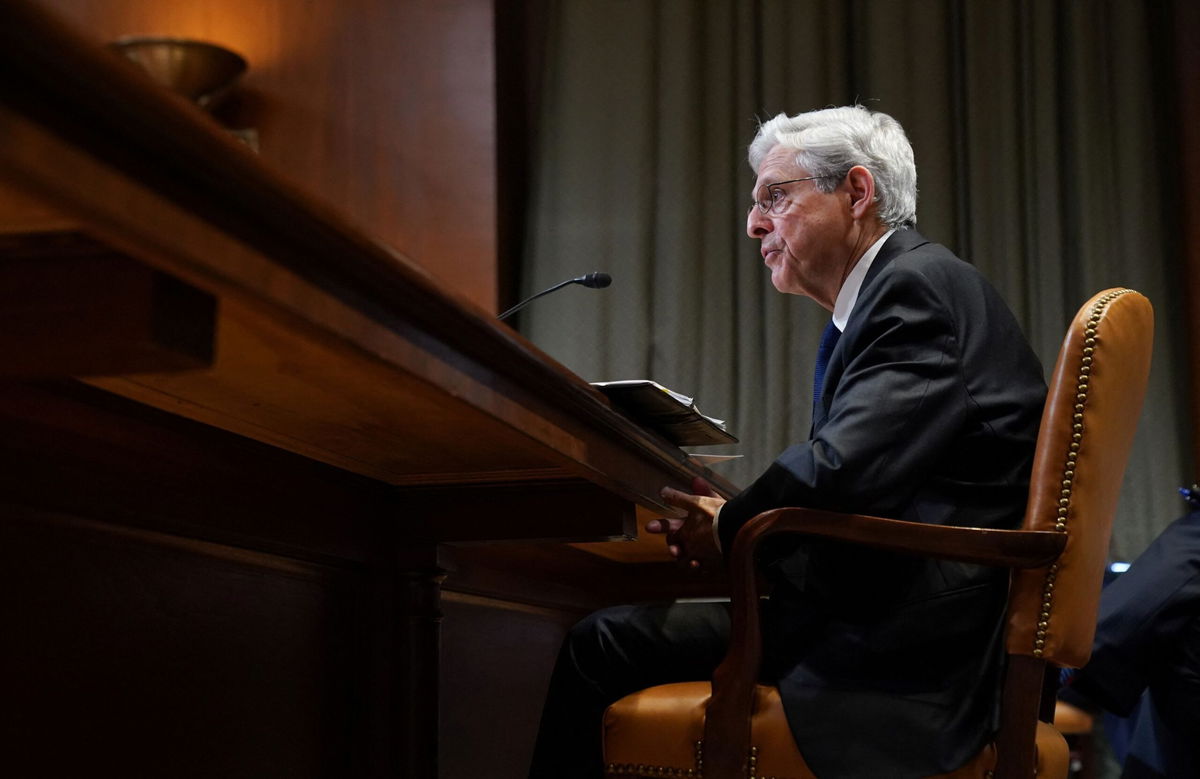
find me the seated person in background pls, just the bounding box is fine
[528,105,1047,779]
[1058,488,1200,779]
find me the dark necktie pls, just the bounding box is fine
[812,320,841,413]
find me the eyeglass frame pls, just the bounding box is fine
[750,173,843,216]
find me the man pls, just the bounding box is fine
[1058,492,1200,778]
[528,106,1046,778]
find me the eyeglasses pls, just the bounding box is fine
[750,174,841,215]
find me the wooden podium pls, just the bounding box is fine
[0,3,730,776]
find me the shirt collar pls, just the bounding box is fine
[831,229,895,331]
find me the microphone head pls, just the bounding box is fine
[576,271,612,289]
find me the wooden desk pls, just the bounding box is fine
[0,3,730,776]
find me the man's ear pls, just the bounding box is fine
[845,165,876,219]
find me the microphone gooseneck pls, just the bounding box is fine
[498,272,612,321]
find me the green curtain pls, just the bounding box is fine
[518,0,1189,559]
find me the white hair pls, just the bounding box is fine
[748,106,918,229]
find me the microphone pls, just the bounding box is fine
[575,271,612,289]
[498,272,612,321]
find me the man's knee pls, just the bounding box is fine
[560,605,644,679]
[560,602,730,685]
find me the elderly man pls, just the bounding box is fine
[528,106,1047,779]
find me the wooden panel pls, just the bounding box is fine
[402,480,637,543]
[37,0,498,311]
[440,593,576,779]
[573,504,681,563]
[90,296,583,486]
[0,506,363,778]
[0,378,445,777]
[444,543,727,611]
[0,231,215,377]
[0,379,389,561]
[0,181,77,234]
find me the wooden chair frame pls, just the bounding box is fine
[703,510,1066,777]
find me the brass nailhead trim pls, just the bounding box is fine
[605,742,807,779]
[604,761,697,777]
[1034,288,1135,657]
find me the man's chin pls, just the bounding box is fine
[769,271,800,296]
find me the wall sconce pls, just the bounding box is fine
[110,36,257,150]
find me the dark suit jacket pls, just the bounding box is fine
[1071,509,1200,715]
[1066,509,1200,777]
[719,229,1047,778]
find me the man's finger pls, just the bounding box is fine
[660,486,684,501]
[691,476,717,497]
[645,518,681,534]
[660,486,701,510]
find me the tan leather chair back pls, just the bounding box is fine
[1006,289,1153,667]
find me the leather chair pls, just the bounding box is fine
[603,288,1154,779]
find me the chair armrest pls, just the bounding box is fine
[701,507,1065,777]
[738,507,1066,568]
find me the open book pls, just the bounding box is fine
[591,380,738,446]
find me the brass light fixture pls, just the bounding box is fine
[110,36,247,111]
[110,36,256,149]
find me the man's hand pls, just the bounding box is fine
[646,477,726,569]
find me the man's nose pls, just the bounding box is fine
[747,208,772,238]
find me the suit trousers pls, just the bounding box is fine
[1135,618,1200,777]
[527,600,734,779]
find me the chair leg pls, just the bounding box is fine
[995,656,1047,779]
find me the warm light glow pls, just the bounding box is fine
[99,2,285,72]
